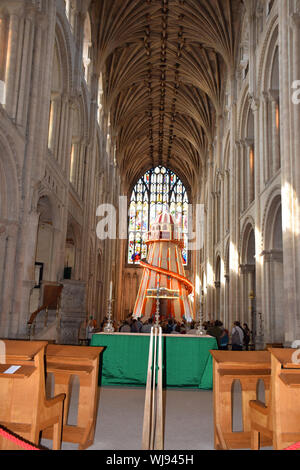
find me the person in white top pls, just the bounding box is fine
[231,321,244,351]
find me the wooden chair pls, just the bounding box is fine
[210,350,271,449]
[0,340,65,450]
[43,344,104,449]
[249,348,300,450]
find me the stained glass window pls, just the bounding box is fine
[128,166,189,265]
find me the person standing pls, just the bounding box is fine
[86,316,97,345]
[207,320,223,348]
[243,323,251,350]
[231,321,244,351]
[219,328,229,350]
[141,317,153,333]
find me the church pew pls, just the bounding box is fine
[250,348,300,450]
[42,344,104,450]
[0,340,65,450]
[210,350,272,450]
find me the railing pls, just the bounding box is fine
[27,284,63,340]
[27,303,61,340]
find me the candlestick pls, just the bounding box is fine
[104,297,115,333]
[155,276,160,328]
[104,281,114,333]
[195,291,205,336]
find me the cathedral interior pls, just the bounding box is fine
[0,0,300,452]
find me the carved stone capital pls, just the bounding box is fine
[260,249,283,262]
[291,12,300,28]
[268,88,279,103]
[249,95,260,112]
[5,0,24,16]
[240,263,255,274]
[244,138,254,149]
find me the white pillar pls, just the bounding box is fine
[5,8,20,117]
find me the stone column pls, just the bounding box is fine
[239,263,255,327]
[12,211,39,338]
[15,5,36,128]
[250,96,264,348]
[0,14,7,104]
[48,94,61,155]
[261,249,284,344]
[205,154,214,319]
[262,92,270,183]
[228,98,240,326]
[0,13,6,83]
[57,94,69,168]
[269,89,280,175]
[245,138,254,205]
[11,14,46,338]
[238,141,245,213]
[192,183,204,321]
[278,2,300,343]
[0,224,18,337]
[4,4,21,118]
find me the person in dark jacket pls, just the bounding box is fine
[243,323,251,350]
[207,320,223,348]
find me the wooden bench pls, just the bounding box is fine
[210,350,272,449]
[42,344,104,450]
[0,340,65,450]
[250,348,300,450]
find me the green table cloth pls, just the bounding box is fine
[90,333,218,389]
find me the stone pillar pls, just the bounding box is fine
[12,211,39,338]
[278,2,300,343]
[239,264,255,328]
[4,3,22,118]
[262,92,270,183]
[261,250,284,344]
[228,98,239,326]
[245,138,254,205]
[192,183,203,321]
[48,94,61,155]
[205,155,214,319]
[238,141,245,213]
[250,96,264,349]
[0,13,6,83]
[0,223,18,337]
[0,14,7,104]
[15,5,36,128]
[269,89,280,175]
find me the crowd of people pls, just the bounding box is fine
[204,319,251,350]
[117,315,198,335]
[86,314,252,351]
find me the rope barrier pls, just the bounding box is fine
[285,441,300,450]
[0,425,41,450]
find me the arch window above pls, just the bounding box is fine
[128,166,189,266]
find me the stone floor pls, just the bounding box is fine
[41,377,270,451]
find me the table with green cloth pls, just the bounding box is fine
[90,332,218,389]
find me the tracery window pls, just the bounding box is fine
[128,166,189,266]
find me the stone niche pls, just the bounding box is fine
[58,280,86,345]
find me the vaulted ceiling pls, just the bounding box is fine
[90,0,243,192]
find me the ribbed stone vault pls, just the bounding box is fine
[90,0,243,190]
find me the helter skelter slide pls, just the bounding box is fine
[133,212,194,322]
